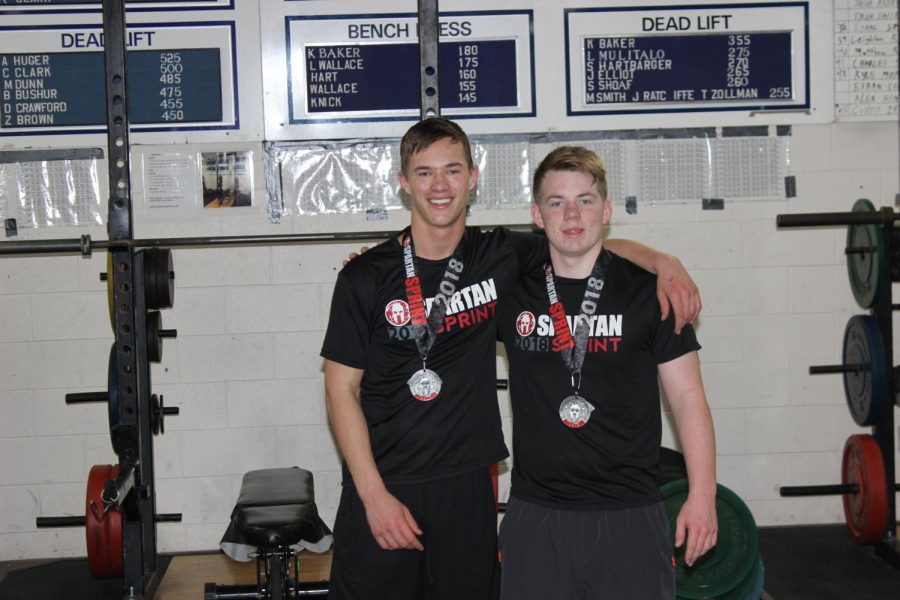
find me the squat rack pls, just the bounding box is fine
[0,0,444,598]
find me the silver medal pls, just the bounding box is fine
[559,395,595,429]
[408,368,442,401]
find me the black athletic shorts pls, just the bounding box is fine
[499,496,675,600]
[328,467,500,600]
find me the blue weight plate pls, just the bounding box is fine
[842,315,886,426]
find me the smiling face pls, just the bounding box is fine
[398,136,478,236]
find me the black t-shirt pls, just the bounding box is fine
[499,250,701,510]
[321,226,546,485]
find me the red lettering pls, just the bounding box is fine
[457,311,471,328]
[405,277,427,325]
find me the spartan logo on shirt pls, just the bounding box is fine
[516,312,623,353]
[387,278,498,341]
[385,299,411,326]
[516,311,536,337]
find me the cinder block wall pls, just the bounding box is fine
[1,120,898,559]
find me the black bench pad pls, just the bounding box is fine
[219,467,332,561]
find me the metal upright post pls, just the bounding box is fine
[102,0,160,596]
[417,0,440,119]
[874,208,900,568]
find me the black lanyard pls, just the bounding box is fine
[544,249,612,393]
[402,230,467,362]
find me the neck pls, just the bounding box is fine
[550,244,603,278]
[409,221,465,260]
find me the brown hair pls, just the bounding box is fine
[400,118,474,174]
[532,146,608,203]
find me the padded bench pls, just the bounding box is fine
[219,466,332,561]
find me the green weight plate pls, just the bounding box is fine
[661,479,759,599]
[718,553,761,600]
[841,315,886,426]
[846,198,885,309]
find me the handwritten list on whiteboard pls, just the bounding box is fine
[834,0,899,120]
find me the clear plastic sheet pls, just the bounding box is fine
[0,152,102,228]
[265,130,791,220]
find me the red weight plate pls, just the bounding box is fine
[85,464,123,578]
[841,435,888,545]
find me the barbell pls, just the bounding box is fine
[779,434,892,545]
[35,463,182,578]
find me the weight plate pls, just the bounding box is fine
[143,248,174,310]
[85,464,123,578]
[106,252,115,330]
[107,343,122,456]
[661,479,759,600]
[846,198,885,309]
[147,310,163,363]
[842,434,888,545]
[712,552,761,600]
[841,315,887,426]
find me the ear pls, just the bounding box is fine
[602,198,612,224]
[397,169,411,195]
[468,164,479,191]
[531,203,545,230]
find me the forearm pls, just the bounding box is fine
[671,394,717,498]
[324,365,386,501]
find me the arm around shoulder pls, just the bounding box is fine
[604,238,701,333]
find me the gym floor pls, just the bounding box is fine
[2,524,899,599]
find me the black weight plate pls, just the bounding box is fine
[846,198,884,309]
[147,310,163,363]
[662,479,759,599]
[107,343,122,455]
[143,248,174,310]
[842,315,886,426]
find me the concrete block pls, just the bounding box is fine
[176,334,274,383]
[227,379,324,427]
[227,285,321,333]
[649,221,742,269]
[0,390,34,437]
[692,268,789,317]
[31,292,109,341]
[0,256,79,294]
[274,426,341,473]
[274,331,327,379]
[182,428,278,477]
[701,361,790,409]
[0,295,31,342]
[694,316,742,362]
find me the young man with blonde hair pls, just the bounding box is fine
[498,146,717,600]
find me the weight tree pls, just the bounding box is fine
[777,203,900,571]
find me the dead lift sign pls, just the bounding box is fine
[565,3,809,115]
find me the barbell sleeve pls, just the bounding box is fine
[780,484,861,496]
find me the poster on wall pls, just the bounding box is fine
[0,22,238,136]
[564,3,811,116]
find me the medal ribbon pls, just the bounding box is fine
[402,230,466,363]
[544,249,612,392]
